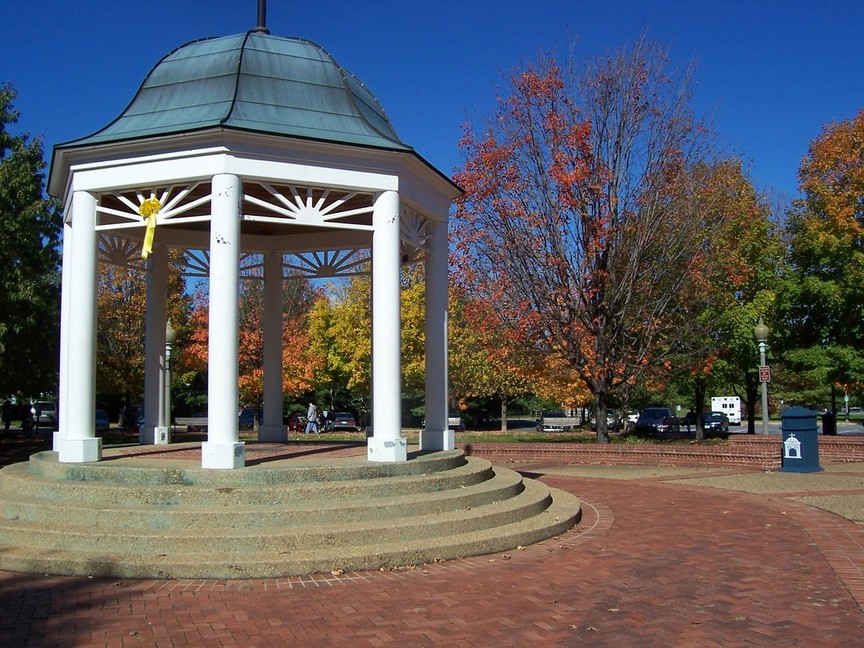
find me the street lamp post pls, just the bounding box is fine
[160,321,177,444]
[754,319,770,435]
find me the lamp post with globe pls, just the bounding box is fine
[159,321,177,444]
[753,319,770,435]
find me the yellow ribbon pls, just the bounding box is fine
[139,197,161,259]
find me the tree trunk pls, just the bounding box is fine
[595,389,610,444]
[500,398,508,432]
[694,380,707,441]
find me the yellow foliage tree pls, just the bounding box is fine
[96,250,188,406]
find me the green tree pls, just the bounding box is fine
[306,277,371,410]
[448,290,544,430]
[0,84,62,397]
[669,159,782,436]
[780,110,864,413]
[400,267,430,398]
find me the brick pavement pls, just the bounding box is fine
[1,450,863,646]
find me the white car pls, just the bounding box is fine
[31,401,57,428]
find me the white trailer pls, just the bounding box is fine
[711,396,741,425]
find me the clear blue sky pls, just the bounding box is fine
[3,1,862,204]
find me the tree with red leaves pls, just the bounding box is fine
[182,267,319,407]
[452,39,714,442]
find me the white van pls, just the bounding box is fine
[710,396,741,425]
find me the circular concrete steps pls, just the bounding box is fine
[0,448,580,579]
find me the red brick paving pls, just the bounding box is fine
[1,447,863,646]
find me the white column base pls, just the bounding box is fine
[367,436,407,462]
[202,441,245,469]
[420,429,455,452]
[138,426,170,445]
[257,424,286,443]
[58,437,103,463]
[153,426,171,445]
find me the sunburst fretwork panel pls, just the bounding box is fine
[243,182,376,228]
[96,182,211,232]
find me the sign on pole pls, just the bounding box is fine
[759,365,771,383]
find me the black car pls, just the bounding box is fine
[119,404,142,429]
[634,407,679,436]
[701,411,730,437]
[238,406,258,430]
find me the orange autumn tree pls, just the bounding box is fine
[182,268,319,407]
[452,40,713,442]
[532,351,594,414]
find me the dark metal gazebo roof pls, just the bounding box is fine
[57,30,412,152]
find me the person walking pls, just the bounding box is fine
[304,402,319,434]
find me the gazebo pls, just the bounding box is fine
[47,25,460,468]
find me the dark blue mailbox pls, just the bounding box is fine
[780,406,822,473]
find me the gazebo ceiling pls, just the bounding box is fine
[56,31,413,153]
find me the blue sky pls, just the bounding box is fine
[3,1,862,205]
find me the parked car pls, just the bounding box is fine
[590,409,621,432]
[634,407,679,436]
[31,401,57,428]
[326,411,357,431]
[119,404,142,429]
[448,410,466,432]
[286,411,304,432]
[701,411,730,437]
[238,406,257,430]
[185,411,208,432]
[95,409,110,432]
[537,411,580,432]
[421,410,466,432]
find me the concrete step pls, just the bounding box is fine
[0,490,581,580]
[0,474,550,553]
[26,448,468,485]
[0,466,526,529]
[4,451,494,506]
[0,447,581,579]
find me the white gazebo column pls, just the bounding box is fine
[368,190,406,462]
[58,190,101,463]
[54,219,73,452]
[421,218,452,451]
[142,244,168,444]
[259,251,286,442]
[202,173,245,469]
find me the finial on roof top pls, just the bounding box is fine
[253,0,270,34]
